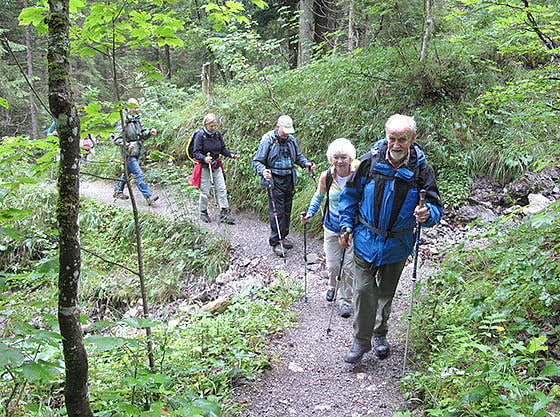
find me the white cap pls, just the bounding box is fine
[277,115,295,134]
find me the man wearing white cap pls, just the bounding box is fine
[252,115,316,257]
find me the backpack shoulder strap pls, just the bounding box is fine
[322,168,333,222]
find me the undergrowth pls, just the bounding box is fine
[402,202,560,416]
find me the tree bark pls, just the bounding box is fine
[47,0,93,416]
[165,44,172,78]
[297,0,314,66]
[24,0,39,140]
[419,0,434,62]
[348,0,357,52]
[202,62,211,102]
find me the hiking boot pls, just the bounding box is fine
[373,335,390,359]
[113,191,129,200]
[220,208,235,225]
[325,288,335,302]
[200,211,211,223]
[343,341,371,364]
[272,244,285,257]
[283,238,294,249]
[339,303,352,318]
[146,194,159,206]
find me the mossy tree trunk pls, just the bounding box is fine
[47,0,93,416]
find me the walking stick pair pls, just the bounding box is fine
[268,181,286,261]
[403,189,426,375]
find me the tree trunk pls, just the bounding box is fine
[297,0,314,66]
[348,0,357,52]
[24,0,39,140]
[165,44,172,78]
[202,62,211,102]
[47,0,93,416]
[419,0,434,62]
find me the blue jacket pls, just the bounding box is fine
[338,140,443,266]
[252,129,309,187]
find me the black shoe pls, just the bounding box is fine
[220,209,235,224]
[146,194,159,206]
[339,304,352,318]
[325,289,335,302]
[343,341,371,364]
[283,238,294,249]
[272,244,285,257]
[200,211,211,223]
[373,335,390,359]
[113,191,129,200]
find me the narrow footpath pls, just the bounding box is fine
[80,179,438,417]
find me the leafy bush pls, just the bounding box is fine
[405,202,560,416]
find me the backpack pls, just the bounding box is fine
[186,129,204,163]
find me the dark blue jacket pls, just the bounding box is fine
[338,140,442,265]
[192,128,233,167]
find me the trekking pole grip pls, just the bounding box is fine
[419,189,426,208]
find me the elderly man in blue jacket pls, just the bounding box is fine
[338,114,443,363]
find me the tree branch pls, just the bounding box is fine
[81,247,139,276]
[0,35,51,116]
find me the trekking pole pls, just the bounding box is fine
[326,230,350,335]
[207,153,217,207]
[232,151,239,182]
[268,181,286,261]
[301,212,308,302]
[403,189,426,375]
[310,164,324,219]
[207,153,214,186]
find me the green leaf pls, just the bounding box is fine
[0,97,8,109]
[0,342,25,367]
[18,6,48,26]
[69,0,86,14]
[526,336,548,353]
[540,362,560,376]
[22,360,61,382]
[0,226,21,239]
[0,208,34,221]
[251,0,268,9]
[85,335,129,351]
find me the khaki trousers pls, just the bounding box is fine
[352,253,406,347]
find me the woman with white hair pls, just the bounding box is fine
[301,138,357,318]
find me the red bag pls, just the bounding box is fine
[189,163,202,189]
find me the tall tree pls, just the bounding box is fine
[24,0,39,140]
[419,0,434,62]
[47,0,93,415]
[298,0,314,66]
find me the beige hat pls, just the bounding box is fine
[277,115,295,134]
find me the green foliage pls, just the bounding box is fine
[405,201,560,416]
[80,274,301,416]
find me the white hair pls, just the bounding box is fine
[385,114,417,136]
[326,138,356,162]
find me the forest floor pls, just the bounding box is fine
[80,178,449,417]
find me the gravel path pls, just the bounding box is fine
[80,179,432,417]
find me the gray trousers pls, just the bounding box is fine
[199,165,229,211]
[352,253,407,348]
[324,228,353,307]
